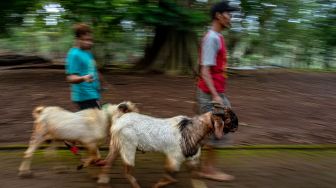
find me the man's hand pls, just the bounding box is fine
[212,94,224,105]
[200,66,223,105]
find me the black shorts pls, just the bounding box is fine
[75,99,101,110]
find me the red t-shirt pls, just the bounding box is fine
[198,31,227,93]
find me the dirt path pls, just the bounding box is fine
[0,69,335,144]
[1,149,336,188]
[1,68,336,187]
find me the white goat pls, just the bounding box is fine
[97,105,238,188]
[18,101,138,177]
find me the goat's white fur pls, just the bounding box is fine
[112,113,198,167]
[98,110,224,187]
[18,101,137,177]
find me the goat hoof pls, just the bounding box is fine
[97,174,110,184]
[94,159,107,166]
[18,170,34,178]
[77,164,84,170]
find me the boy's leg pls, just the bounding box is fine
[76,99,101,110]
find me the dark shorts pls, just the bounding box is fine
[197,89,233,147]
[197,89,231,113]
[75,99,101,110]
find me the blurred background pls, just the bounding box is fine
[0,0,336,147]
[0,1,336,188]
[0,0,335,72]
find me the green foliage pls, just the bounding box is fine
[0,0,39,35]
[313,6,336,47]
[235,0,336,69]
[130,0,208,30]
[0,0,335,70]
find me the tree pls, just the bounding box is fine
[1,0,335,70]
[312,4,336,69]
[132,0,208,74]
[0,0,39,35]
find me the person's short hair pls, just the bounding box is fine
[73,23,91,38]
[210,1,239,20]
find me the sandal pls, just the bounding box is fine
[196,171,235,182]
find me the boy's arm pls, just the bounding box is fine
[66,51,93,84]
[98,72,110,91]
[67,74,93,84]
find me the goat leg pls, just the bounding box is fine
[82,143,99,168]
[18,133,46,177]
[152,173,178,188]
[153,157,179,188]
[97,146,119,184]
[124,165,141,188]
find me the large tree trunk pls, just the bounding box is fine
[135,26,169,70]
[323,47,333,70]
[135,26,198,74]
[135,0,199,74]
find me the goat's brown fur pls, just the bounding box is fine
[97,105,238,188]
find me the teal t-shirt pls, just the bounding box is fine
[65,47,101,102]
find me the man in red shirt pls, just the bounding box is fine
[197,1,238,181]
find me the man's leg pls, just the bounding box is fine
[196,89,234,181]
[197,144,234,181]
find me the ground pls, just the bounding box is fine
[0,68,335,144]
[0,67,336,187]
[1,149,336,188]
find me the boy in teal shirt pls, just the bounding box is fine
[64,23,102,155]
[66,23,101,110]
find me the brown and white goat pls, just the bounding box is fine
[18,101,138,177]
[97,105,238,188]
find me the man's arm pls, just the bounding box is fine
[200,66,224,104]
[200,33,223,104]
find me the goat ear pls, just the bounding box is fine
[118,103,129,113]
[212,115,224,139]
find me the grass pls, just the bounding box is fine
[1,144,336,151]
[291,67,336,73]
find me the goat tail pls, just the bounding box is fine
[32,106,45,119]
